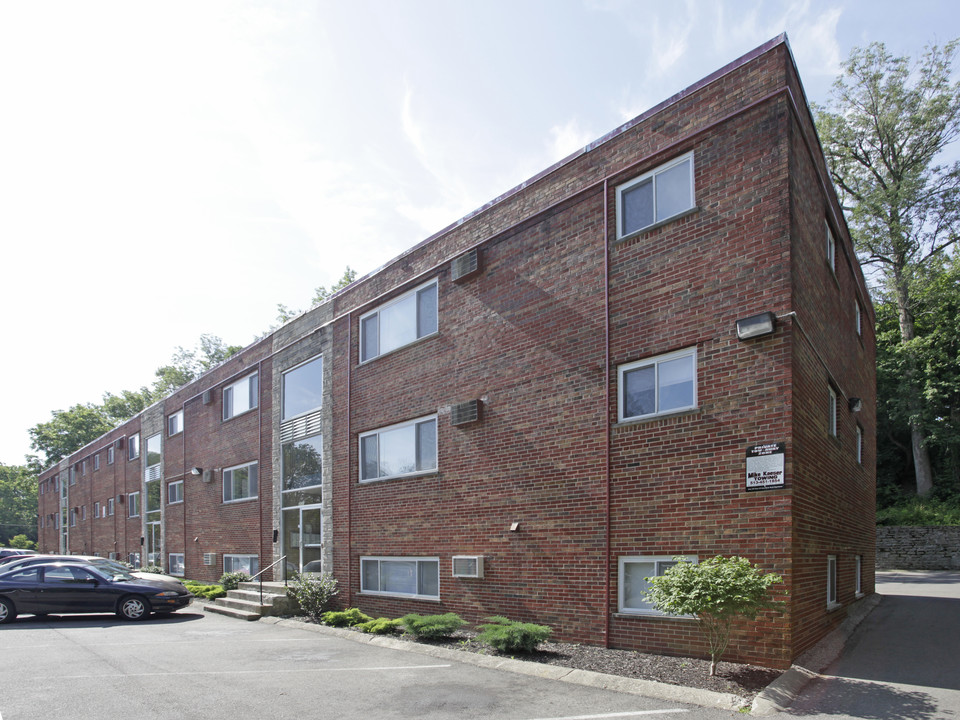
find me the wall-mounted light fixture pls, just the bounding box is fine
[736,311,777,340]
[848,397,863,413]
[190,467,203,476]
[510,521,520,532]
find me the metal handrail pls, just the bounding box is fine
[249,555,287,604]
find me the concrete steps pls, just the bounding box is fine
[205,581,294,621]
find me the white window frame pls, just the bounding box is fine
[827,555,839,608]
[828,385,838,437]
[360,556,440,600]
[359,279,439,363]
[223,373,259,421]
[94,502,100,519]
[855,555,863,597]
[359,415,438,482]
[618,555,698,615]
[168,410,184,436]
[168,553,185,577]
[94,454,100,471]
[854,299,862,336]
[128,433,140,461]
[107,445,115,465]
[223,461,259,503]
[856,424,863,464]
[69,508,77,527]
[223,554,259,576]
[282,354,324,421]
[826,219,836,272]
[107,497,115,516]
[615,152,695,239]
[618,347,698,422]
[168,479,184,505]
[128,492,141,518]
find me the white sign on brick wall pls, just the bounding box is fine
[746,442,785,491]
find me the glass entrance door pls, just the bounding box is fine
[283,505,323,579]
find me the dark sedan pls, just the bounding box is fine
[0,562,192,623]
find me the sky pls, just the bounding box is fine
[1,0,958,467]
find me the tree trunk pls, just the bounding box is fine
[895,272,935,497]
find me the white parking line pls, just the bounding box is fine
[528,711,688,720]
[55,663,453,680]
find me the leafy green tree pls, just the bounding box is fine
[644,556,784,676]
[310,266,358,306]
[6,534,36,550]
[0,464,38,546]
[153,334,242,396]
[101,387,156,424]
[815,40,960,496]
[27,403,113,470]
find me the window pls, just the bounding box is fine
[107,446,115,465]
[69,508,77,527]
[827,555,838,607]
[81,505,87,521]
[360,557,440,599]
[616,152,695,238]
[360,416,438,482]
[94,454,100,471]
[107,498,115,516]
[94,502,100,519]
[223,462,258,503]
[856,425,863,464]
[224,554,259,576]
[282,434,323,504]
[360,280,438,362]
[855,555,863,596]
[223,373,258,420]
[128,553,141,569]
[828,385,838,437]
[826,220,836,272]
[618,555,698,614]
[128,433,140,461]
[69,467,76,485]
[128,492,141,518]
[145,433,162,480]
[81,459,87,475]
[282,355,323,420]
[168,480,184,504]
[618,348,697,422]
[854,299,862,336]
[169,553,185,577]
[168,410,183,436]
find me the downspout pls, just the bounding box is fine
[346,317,353,607]
[603,178,613,648]
[257,359,264,578]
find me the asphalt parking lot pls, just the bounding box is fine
[0,609,735,720]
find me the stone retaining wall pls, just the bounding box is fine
[876,526,960,570]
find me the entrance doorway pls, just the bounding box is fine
[283,504,322,579]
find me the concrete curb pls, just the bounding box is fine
[750,592,883,715]
[260,616,748,711]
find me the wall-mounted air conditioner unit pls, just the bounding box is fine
[452,555,484,578]
[203,553,216,566]
[202,389,213,405]
[451,248,480,282]
[451,399,481,426]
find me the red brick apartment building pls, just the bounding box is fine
[36,35,875,668]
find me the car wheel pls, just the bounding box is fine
[0,597,16,624]
[118,595,149,621]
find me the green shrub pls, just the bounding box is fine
[184,581,226,600]
[876,498,960,526]
[356,617,403,634]
[218,571,251,591]
[286,573,339,621]
[400,613,466,639]
[476,616,553,653]
[140,564,164,575]
[321,608,373,627]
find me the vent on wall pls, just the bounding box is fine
[451,399,480,426]
[452,555,484,578]
[451,248,480,282]
[114,437,124,449]
[202,389,213,405]
[202,470,213,484]
[203,553,216,566]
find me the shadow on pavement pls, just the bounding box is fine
[787,675,941,718]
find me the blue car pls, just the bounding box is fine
[0,561,192,623]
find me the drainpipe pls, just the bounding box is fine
[603,178,613,648]
[346,317,353,607]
